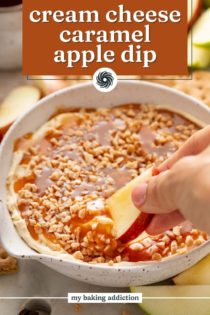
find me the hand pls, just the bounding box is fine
[132,126,210,235]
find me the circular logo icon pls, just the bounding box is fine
[93,68,117,92]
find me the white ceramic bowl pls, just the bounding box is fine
[0,81,210,287]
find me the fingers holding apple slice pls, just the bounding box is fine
[107,168,154,243]
[0,86,41,137]
[107,166,189,243]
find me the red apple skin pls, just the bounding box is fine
[117,167,156,244]
[152,167,160,176]
[0,122,13,139]
[118,213,153,243]
[188,0,202,30]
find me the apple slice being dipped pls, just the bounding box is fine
[107,168,154,243]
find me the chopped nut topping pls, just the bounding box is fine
[185,235,194,247]
[11,105,208,263]
[152,253,162,261]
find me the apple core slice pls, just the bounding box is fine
[107,168,153,243]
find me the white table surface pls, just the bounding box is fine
[0,70,143,315]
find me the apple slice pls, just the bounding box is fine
[131,285,210,315]
[188,0,202,29]
[107,168,153,243]
[0,86,41,136]
[32,76,69,96]
[173,255,210,285]
[188,28,210,68]
[193,9,210,48]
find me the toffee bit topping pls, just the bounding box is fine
[11,104,208,263]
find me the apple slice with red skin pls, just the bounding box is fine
[118,212,153,243]
[107,168,157,243]
[188,0,202,29]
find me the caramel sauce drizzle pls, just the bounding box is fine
[12,105,204,261]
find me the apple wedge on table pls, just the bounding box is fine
[187,1,210,69]
[188,8,210,69]
[107,168,154,243]
[0,86,41,137]
[188,35,210,69]
[193,9,210,48]
[131,285,210,315]
[173,255,210,285]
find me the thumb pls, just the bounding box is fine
[132,170,181,214]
